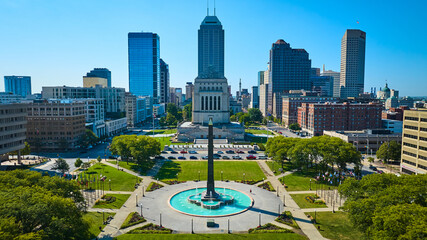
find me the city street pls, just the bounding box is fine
[266,122,301,138]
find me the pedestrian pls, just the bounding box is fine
[250,189,252,194]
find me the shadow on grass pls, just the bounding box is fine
[155,161,182,180]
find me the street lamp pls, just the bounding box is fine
[136,194,138,207]
[109,179,111,191]
[142,186,145,197]
[310,179,312,191]
[258,213,261,227]
[102,210,105,225]
[277,186,279,197]
[283,194,286,206]
[198,171,200,181]
[221,171,223,181]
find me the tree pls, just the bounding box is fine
[110,135,160,165]
[74,158,83,168]
[376,141,401,163]
[248,108,263,122]
[367,157,374,164]
[51,158,70,175]
[97,156,102,163]
[78,129,99,149]
[166,113,177,126]
[288,123,301,131]
[183,103,192,121]
[0,170,90,240]
[9,142,31,156]
[166,103,179,117]
[110,135,137,163]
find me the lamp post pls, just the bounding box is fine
[109,179,111,191]
[191,219,194,234]
[221,171,223,181]
[140,205,143,217]
[258,213,261,227]
[277,186,279,197]
[142,186,145,197]
[314,210,317,223]
[198,171,200,181]
[228,218,230,234]
[310,179,312,191]
[136,194,138,207]
[160,213,162,227]
[283,194,286,206]
[102,210,105,225]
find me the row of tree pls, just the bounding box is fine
[109,135,161,164]
[0,170,90,240]
[230,108,263,126]
[266,135,362,179]
[159,103,184,127]
[339,173,427,239]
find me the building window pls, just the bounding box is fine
[214,96,217,110]
[201,96,204,110]
[218,96,221,110]
[210,96,213,110]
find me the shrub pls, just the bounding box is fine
[248,223,293,233]
[127,223,172,234]
[276,211,299,229]
[120,212,146,229]
[146,182,164,192]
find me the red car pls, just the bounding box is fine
[236,150,244,154]
[246,155,257,160]
[180,150,188,154]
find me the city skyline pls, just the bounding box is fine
[0,0,426,96]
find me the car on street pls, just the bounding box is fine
[248,150,257,154]
[161,151,168,154]
[180,150,188,154]
[246,155,257,160]
[178,156,186,160]
[190,156,198,160]
[168,156,176,160]
[202,155,209,160]
[236,150,244,154]
[171,151,178,154]
[217,151,224,154]
[232,155,242,160]
[222,156,230,160]
[258,155,268,159]
[189,150,198,154]
[226,150,235,154]
[213,155,220,159]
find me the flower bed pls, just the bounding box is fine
[235,180,261,185]
[258,181,275,192]
[248,223,293,233]
[163,180,186,185]
[94,195,116,206]
[127,223,172,234]
[276,211,299,229]
[120,212,146,229]
[146,182,164,192]
[304,194,325,205]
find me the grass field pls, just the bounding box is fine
[83,212,115,239]
[80,163,141,192]
[290,194,327,209]
[92,194,131,209]
[279,170,337,191]
[155,161,266,182]
[248,136,269,144]
[266,161,294,175]
[116,233,306,240]
[146,129,177,135]
[307,211,364,240]
[245,129,271,135]
[156,137,191,149]
[107,160,154,175]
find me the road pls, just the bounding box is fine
[266,122,301,138]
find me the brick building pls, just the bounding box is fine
[26,100,86,151]
[298,102,382,136]
[382,106,409,121]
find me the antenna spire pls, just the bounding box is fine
[207,0,209,16]
[214,0,216,16]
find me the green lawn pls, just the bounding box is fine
[107,160,154,175]
[307,211,364,240]
[156,137,191,149]
[245,129,271,135]
[248,136,269,144]
[147,129,177,135]
[92,194,130,209]
[79,163,141,192]
[290,194,327,209]
[279,170,337,191]
[116,233,306,240]
[83,212,115,239]
[266,161,294,175]
[155,161,266,182]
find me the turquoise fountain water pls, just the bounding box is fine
[169,187,253,217]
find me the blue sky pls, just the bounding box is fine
[0,0,426,96]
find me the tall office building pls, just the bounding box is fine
[85,68,111,87]
[128,32,160,102]
[339,29,366,98]
[250,86,259,109]
[400,109,427,174]
[197,15,225,79]
[159,59,169,103]
[4,76,31,97]
[266,39,311,118]
[0,103,27,162]
[185,82,194,100]
[321,66,340,98]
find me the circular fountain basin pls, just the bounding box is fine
[169,187,253,217]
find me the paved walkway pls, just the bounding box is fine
[257,160,328,240]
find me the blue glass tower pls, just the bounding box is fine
[198,16,225,79]
[4,76,31,97]
[128,32,160,103]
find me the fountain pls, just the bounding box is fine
[169,118,253,217]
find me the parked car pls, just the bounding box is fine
[248,150,257,154]
[246,155,257,160]
[154,155,164,159]
[189,150,198,154]
[202,155,209,160]
[190,156,198,160]
[232,155,242,160]
[226,150,235,154]
[213,154,221,158]
[168,156,176,160]
[258,155,268,160]
[222,156,230,160]
[236,150,244,154]
[161,151,168,154]
[217,151,224,154]
[171,151,178,154]
[180,150,188,154]
[178,156,186,160]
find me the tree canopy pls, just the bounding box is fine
[78,129,99,149]
[51,158,70,175]
[288,123,301,131]
[110,135,161,164]
[376,141,401,162]
[339,174,427,239]
[0,170,89,240]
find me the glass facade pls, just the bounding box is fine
[128,32,160,103]
[86,68,111,87]
[4,76,31,97]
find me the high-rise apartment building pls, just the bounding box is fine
[4,76,32,97]
[0,104,27,162]
[185,82,194,100]
[125,93,152,127]
[128,32,160,102]
[339,29,366,98]
[400,109,427,174]
[321,67,340,98]
[85,68,111,87]
[250,86,259,109]
[266,40,311,118]
[170,87,183,107]
[159,59,169,103]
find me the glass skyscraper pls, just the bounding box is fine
[85,68,112,87]
[4,76,31,97]
[128,32,160,103]
[159,58,169,103]
[197,16,225,79]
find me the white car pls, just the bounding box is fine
[232,155,242,160]
[258,155,268,160]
